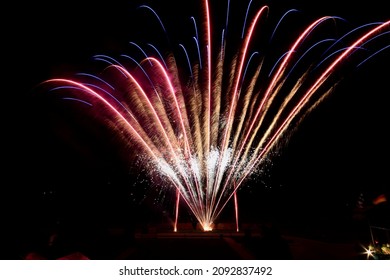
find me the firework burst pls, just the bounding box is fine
[39,0,389,231]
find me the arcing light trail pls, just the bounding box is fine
[40,1,389,231]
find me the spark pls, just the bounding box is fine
[39,1,390,231]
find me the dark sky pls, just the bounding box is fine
[4,0,389,232]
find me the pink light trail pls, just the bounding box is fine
[40,1,389,231]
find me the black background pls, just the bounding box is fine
[3,0,389,257]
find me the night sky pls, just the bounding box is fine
[4,0,389,251]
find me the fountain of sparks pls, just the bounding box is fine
[40,0,390,231]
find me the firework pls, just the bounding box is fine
[40,0,389,231]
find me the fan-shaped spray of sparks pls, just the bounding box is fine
[40,1,389,231]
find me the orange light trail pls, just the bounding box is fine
[40,2,389,231]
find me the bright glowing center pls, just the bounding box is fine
[202,223,213,232]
